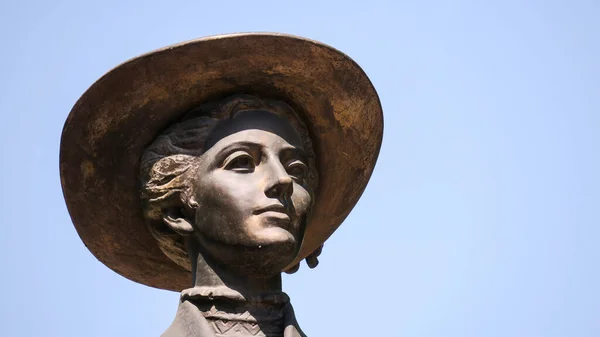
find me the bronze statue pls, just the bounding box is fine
[60,33,383,336]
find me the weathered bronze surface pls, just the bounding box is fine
[60,33,383,336]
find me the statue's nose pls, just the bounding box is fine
[264,162,293,200]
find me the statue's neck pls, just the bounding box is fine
[188,242,283,299]
[183,243,289,337]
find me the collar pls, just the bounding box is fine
[164,286,306,337]
[181,286,291,305]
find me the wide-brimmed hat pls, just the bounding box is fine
[60,33,383,291]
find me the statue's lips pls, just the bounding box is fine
[257,211,291,220]
[253,205,293,223]
[254,204,289,214]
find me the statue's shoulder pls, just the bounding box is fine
[161,301,215,337]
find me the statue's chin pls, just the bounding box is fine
[198,229,300,278]
[246,228,300,271]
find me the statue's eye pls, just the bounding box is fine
[287,160,308,181]
[224,151,255,172]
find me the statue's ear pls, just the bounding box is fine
[161,208,194,236]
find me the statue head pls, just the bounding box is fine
[60,33,383,291]
[139,95,318,278]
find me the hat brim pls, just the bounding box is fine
[60,33,383,291]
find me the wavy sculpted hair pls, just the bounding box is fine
[139,95,318,270]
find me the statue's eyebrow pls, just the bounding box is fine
[214,141,307,166]
[280,146,308,163]
[216,141,261,155]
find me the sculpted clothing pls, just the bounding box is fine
[162,287,306,337]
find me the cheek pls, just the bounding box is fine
[195,172,260,219]
[291,184,312,216]
[193,175,254,243]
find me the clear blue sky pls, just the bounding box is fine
[1,1,599,336]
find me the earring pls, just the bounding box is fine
[283,244,324,274]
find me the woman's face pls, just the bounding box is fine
[190,109,313,276]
